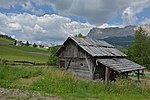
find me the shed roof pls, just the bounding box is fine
[97,58,145,73]
[70,37,127,57]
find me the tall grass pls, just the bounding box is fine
[0,64,150,99]
[31,69,150,99]
[0,64,42,88]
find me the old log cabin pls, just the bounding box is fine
[56,37,145,81]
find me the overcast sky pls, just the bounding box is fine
[0,0,150,44]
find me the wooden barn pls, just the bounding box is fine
[56,37,145,81]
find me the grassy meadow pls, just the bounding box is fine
[0,37,49,63]
[0,64,150,100]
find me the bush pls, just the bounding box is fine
[47,45,59,65]
[47,55,58,65]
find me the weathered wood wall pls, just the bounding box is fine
[59,40,90,58]
[58,40,95,79]
[59,58,94,78]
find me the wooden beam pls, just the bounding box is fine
[125,73,128,79]
[105,67,110,82]
[142,69,144,76]
[85,54,93,79]
[137,70,140,81]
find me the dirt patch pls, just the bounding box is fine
[0,88,61,100]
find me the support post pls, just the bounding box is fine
[142,69,144,76]
[137,70,140,81]
[105,67,109,82]
[125,73,128,79]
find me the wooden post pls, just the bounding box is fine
[105,67,109,82]
[142,69,144,76]
[125,73,128,79]
[137,70,140,81]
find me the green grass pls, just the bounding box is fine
[0,37,150,99]
[0,37,49,63]
[0,64,150,100]
[0,38,14,44]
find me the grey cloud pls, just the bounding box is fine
[22,1,44,15]
[0,0,150,25]
[122,7,138,25]
[45,0,130,25]
[0,0,30,8]
[40,0,150,25]
[121,0,150,25]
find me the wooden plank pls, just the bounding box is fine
[91,47,104,56]
[80,46,96,56]
[121,68,144,72]
[74,72,91,77]
[70,66,89,71]
[85,56,93,79]
[97,47,111,56]
[107,48,120,56]
[105,67,110,82]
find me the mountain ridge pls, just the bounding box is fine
[87,25,150,47]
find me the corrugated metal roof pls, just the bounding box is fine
[70,37,127,57]
[97,58,145,73]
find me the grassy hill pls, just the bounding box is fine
[0,36,49,63]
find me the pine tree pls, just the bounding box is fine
[128,27,150,69]
[74,33,86,38]
[14,40,17,45]
[33,43,37,48]
[26,41,29,46]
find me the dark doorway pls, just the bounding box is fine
[94,63,105,80]
[109,70,117,81]
[60,60,65,68]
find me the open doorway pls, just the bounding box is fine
[94,62,117,81]
[60,60,65,68]
[94,62,105,80]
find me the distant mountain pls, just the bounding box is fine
[101,36,134,48]
[87,25,150,47]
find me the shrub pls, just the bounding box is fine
[47,55,58,65]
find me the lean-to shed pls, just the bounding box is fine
[56,37,145,81]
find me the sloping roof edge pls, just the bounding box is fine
[56,37,127,57]
[56,37,72,56]
[97,58,145,73]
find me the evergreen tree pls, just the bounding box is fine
[26,41,29,46]
[14,40,17,45]
[74,33,86,38]
[128,27,150,69]
[33,43,37,48]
